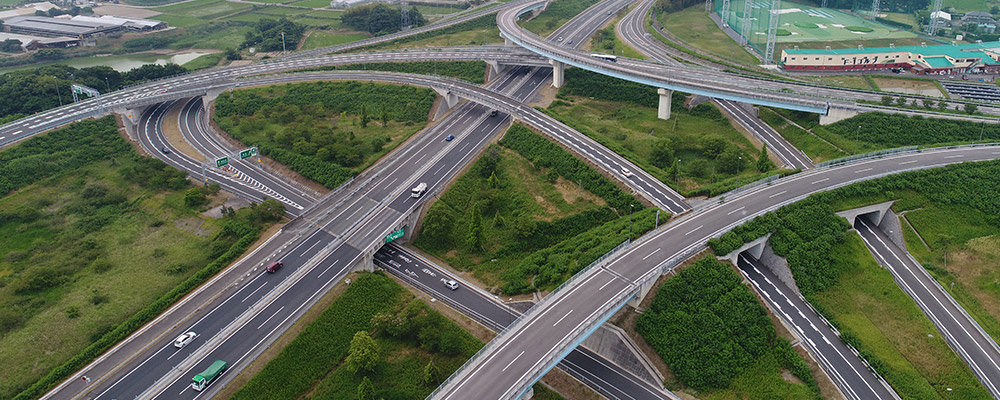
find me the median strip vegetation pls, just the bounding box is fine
[545,68,784,197]
[709,160,1000,399]
[2,117,283,400]
[637,256,820,398]
[214,81,436,188]
[414,124,661,295]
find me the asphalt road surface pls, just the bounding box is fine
[856,217,1000,398]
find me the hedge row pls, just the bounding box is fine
[231,271,405,400]
[499,124,638,210]
[14,228,262,400]
[826,112,1000,148]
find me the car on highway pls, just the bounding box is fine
[266,261,283,273]
[567,39,573,45]
[174,331,196,348]
[444,279,459,290]
[490,110,498,117]
[445,135,455,141]
[621,167,634,178]
[161,147,171,154]
[557,37,563,42]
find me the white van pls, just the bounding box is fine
[411,182,427,198]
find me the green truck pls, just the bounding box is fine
[191,360,228,392]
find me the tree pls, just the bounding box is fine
[880,96,893,106]
[360,104,370,127]
[756,144,774,172]
[938,100,948,110]
[223,47,242,61]
[895,97,906,106]
[423,359,441,385]
[184,188,207,207]
[716,145,746,175]
[964,103,978,115]
[347,331,380,373]
[667,158,679,182]
[922,99,934,109]
[650,138,674,168]
[466,208,483,250]
[358,376,376,400]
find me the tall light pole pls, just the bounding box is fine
[629,203,634,239]
[675,158,681,182]
[737,155,742,175]
[281,31,286,56]
[854,125,861,154]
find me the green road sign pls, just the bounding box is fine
[385,228,404,243]
[215,157,229,168]
[240,147,257,160]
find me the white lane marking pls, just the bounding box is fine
[257,306,285,330]
[854,168,873,174]
[317,259,341,278]
[502,351,526,372]
[11,130,21,135]
[769,190,787,198]
[899,160,917,165]
[598,277,616,290]
[642,248,661,260]
[811,177,829,184]
[241,282,268,303]
[945,155,965,159]
[552,310,574,327]
[684,225,703,236]
[727,206,745,215]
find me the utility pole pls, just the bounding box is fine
[720,0,731,27]
[705,0,712,13]
[400,0,410,30]
[928,0,944,35]
[741,0,753,45]
[763,0,781,64]
[870,0,880,19]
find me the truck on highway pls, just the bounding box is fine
[191,360,228,391]
[411,182,427,198]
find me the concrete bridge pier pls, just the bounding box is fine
[550,59,565,88]
[819,105,859,125]
[113,105,147,139]
[628,278,658,309]
[657,88,673,120]
[432,87,463,116]
[202,87,231,113]
[485,60,507,80]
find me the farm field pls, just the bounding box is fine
[301,30,371,49]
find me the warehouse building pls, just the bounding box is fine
[69,15,166,32]
[780,41,1000,75]
[2,15,120,38]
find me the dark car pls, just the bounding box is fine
[161,147,171,154]
[490,110,498,117]
[266,261,283,273]
[445,135,455,141]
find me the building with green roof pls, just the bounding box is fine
[780,41,1000,74]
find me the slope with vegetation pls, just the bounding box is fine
[2,117,283,400]
[414,124,660,294]
[709,161,1000,399]
[546,68,780,197]
[214,81,436,189]
[637,256,820,399]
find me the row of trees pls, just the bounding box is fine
[827,111,998,149]
[879,96,978,115]
[240,18,305,53]
[341,3,427,36]
[0,63,187,119]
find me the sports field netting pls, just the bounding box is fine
[714,1,917,57]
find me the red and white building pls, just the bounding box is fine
[780,41,1000,75]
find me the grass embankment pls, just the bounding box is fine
[231,271,563,399]
[346,13,501,52]
[657,5,758,66]
[637,257,820,399]
[710,161,1000,399]
[310,61,487,84]
[757,108,846,162]
[519,0,600,38]
[588,12,645,59]
[214,81,435,189]
[414,124,660,294]
[547,68,784,197]
[302,31,371,50]
[767,110,1000,155]
[1,117,282,399]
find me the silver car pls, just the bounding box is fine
[174,331,197,348]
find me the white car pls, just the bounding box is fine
[174,331,197,348]
[444,279,459,290]
[621,167,634,178]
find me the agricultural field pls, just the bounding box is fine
[230,271,562,399]
[0,117,281,399]
[710,161,1000,399]
[213,81,436,189]
[301,30,371,49]
[414,124,656,294]
[637,257,820,399]
[289,0,336,7]
[548,69,780,197]
[870,76,946,97]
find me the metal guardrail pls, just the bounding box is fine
[426,239,631,399]
[815,146,919,168]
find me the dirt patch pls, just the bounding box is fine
[163,102,207,162]
[216,270,357,399]
[174,216,211,237]
[201,196,252,219]
[92,5,162,18]
[872,77,944,97]
[554,176,606,207]
[531,83,560,109]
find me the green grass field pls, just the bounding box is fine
[182,52,222,70]
[758,108,846,162]
[289,0,333,7]
[811,233,991,399]
[301,30,370,49]
[659,5,758,65]
[587,11,645,59]
[519,0,599,38]
[945,0,995,13]
[414,4,466,15]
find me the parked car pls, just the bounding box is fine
[174,331,196,348]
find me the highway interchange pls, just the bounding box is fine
[2,0,997,399]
